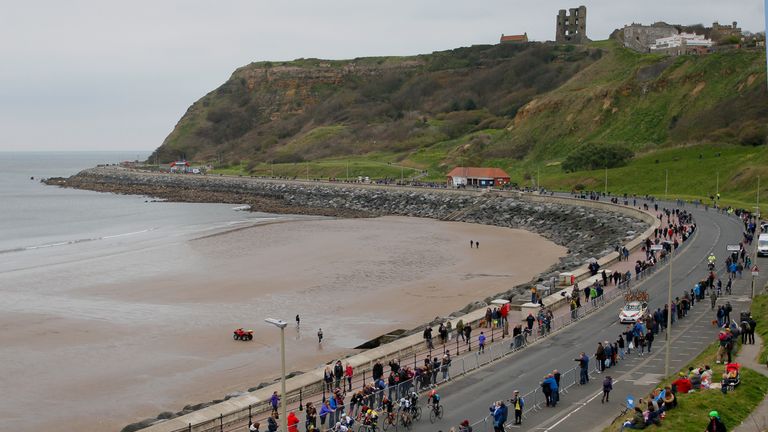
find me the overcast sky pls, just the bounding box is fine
[1,0,765,151]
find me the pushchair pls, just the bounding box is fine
[721,363,741,393]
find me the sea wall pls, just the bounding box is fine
[46,167,657,432]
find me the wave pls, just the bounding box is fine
[0,228,157,255]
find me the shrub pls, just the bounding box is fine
[561,143,634,173]
[738,121,767,146]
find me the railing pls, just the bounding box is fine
[165,254,678,432]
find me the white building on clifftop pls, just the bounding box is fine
[651,33,713,55]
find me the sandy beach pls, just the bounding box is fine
[0,216,565,432]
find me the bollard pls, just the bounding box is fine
[249,405,252,423]
[456,337,459,356]
[219,414,223,432]
[188,423,192,432]
[363,371,366,387]
[299,390,303,411]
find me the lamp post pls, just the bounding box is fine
[752,176,761,298]
[265,318,289,432]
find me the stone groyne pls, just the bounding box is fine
[47,167,650,276]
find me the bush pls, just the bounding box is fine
[738,121,767,146]
[561,143,634,173]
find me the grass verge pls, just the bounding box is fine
[750,293,768,364]
[603,342,768,432]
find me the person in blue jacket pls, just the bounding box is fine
[543,374,559,407]
[489,400,508,432]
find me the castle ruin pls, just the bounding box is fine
[556,6,588,44]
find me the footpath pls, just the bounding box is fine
[539,212,685,329]
[138,197,663,432]
[733,334,768,432]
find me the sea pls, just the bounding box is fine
[0,151,279,313]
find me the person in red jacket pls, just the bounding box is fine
[672,373,692,394]
[345,363,354,391]
[287,411,299,432]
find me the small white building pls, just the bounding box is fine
[651,33,713,55]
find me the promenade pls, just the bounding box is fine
[136,196,668,432]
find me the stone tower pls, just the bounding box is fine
[556,5,587,44]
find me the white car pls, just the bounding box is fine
[758,234,768,257]
[619,301,648,324]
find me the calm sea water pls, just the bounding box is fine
[0,151,275,279]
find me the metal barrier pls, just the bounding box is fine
[462,247,688,431]
[161,237,685,432]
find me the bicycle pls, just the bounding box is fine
[358,423,379,432]
[411,405,422,422]
[429,404,443,423]
[382,412,398,432]
[399,411,413,430]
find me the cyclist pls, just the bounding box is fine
[382,395,394,414]
[428,389,441,412]
[341,413,355,429]
[363,409,379,428]
[408,390,419,415]
[398,396,412,426]
[707,253,716,270]
[382,396,395,425]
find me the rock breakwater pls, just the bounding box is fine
[47,167,648,274]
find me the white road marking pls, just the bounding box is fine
[542,381,620,431]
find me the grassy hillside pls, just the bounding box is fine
[504,42,767,160]
[152,40,767,211]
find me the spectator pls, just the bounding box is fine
[601,376,613,403]
[705,411,726,432]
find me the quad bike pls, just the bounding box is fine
[233,328,254,341]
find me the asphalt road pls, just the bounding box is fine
[413,204,766,432]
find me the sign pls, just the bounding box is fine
[650,244,664,251]
[726,244,741,252]
[626,395,634,409]
[753,266,760,277]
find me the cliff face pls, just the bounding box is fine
[152,44,602,164]
[152,41,767,171]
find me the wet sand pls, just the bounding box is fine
[0,216,565,432]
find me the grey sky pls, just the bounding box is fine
[1,1,764,151]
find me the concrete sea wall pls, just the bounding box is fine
[47,167,658,432]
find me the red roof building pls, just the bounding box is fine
[446,167,511,187]
[500,33,529,44]
[169,160,190,172]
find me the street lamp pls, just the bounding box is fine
[752,176,761,298]
[265,318,289,432]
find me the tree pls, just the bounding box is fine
[561,143,634,173]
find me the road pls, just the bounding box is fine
[414,204,766,432]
